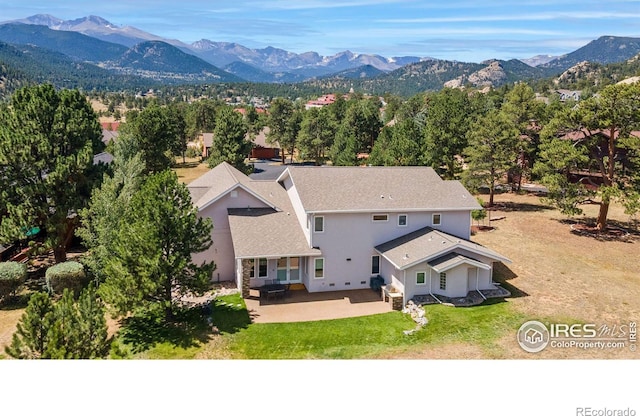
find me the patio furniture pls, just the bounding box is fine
[260,282,286,301]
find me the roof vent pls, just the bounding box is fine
[402,253,409,260]
[442,241,446,244]
[380,195,384,198]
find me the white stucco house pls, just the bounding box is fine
[188,162,510,306]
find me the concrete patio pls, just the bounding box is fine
[244,287,394,323]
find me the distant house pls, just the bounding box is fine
[305,94,337,110]
[189,162,511,307]
[249,127,279,159]
[200,133,214,158]
[94,123,118,165]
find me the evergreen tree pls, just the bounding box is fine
[464,110,520,206]
[206,106,252,173]
[99,170,215,321]
[77,134,145,284]
[0,84,104,263]
[369,119,422,166]
[5,292,55,359]
[297,106,336,165]
[535,82,640,229]
[423,88,472,179]
[120,104,176,173]
[45,289,80,359]
[75,285,109,359]
[5,288,109,359]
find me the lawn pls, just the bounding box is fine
[134,294,526,359]
[173,157,210,184]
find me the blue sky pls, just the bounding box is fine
[3,0,640,62]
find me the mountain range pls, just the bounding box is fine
[1,14,640,93]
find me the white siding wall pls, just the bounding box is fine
[192,188,269,282]
[402,261,496,301]
[306,210,471,292]
[281,176,311,244]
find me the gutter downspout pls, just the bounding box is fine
[476,269,487,301]
[403,270,406,309]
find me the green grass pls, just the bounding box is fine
[125,295,529,359]
[224,298,527,359]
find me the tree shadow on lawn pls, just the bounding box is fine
[209,297,252,335]
[118,305,215,353]
[554,217,639,243]
[118,298,252,353]
[486,200,554,213]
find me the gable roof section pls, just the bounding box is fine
[187,162,276,210]
[227,182,321,259]
[374,227,510,270]
[278,166,480,213]
[428,253,491,273]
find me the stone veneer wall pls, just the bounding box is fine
[241,259,251,298]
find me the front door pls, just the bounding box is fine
[277,257,301,283]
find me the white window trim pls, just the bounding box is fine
[314,216,325,233]
[398,214,408,227]
[371,255,380,275]
[416,271,427,286]
[439,272,447,290]
[257,258,268,278]
[432,213,442,226]
[372,214,389,222]
[314,257,325,279]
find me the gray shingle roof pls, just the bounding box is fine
[281,166,480,213]
[227,182,321,258]
[428,253,490,273]
[187,162,266,209]
[375,227,510,270]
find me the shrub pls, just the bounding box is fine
[185,146,201,158]
[45,261,88,297]
[0,261,28,301]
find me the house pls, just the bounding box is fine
[189,162,510,307]
[305,94,337,110]
[249,127,279,160]
[200,133,214,158]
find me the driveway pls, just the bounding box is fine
[249,159,287,180]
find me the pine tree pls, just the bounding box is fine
[5,292,55,359]
[206,106,251,173]
[100,170,215,321]
[76,285,109,359]
[45,289,80,359]
[0,84,104,263]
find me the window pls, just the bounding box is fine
[247,258,255,278]
[432,213,442,226]
[416,271,426,285]
[439,272,447,290]
[258,258,268,278]
[398,214,407,227]
[248,258,268,278]
[372,214,388,222]
[371,255,380,275]
[314,258,324,279]
[314,216,324,233]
